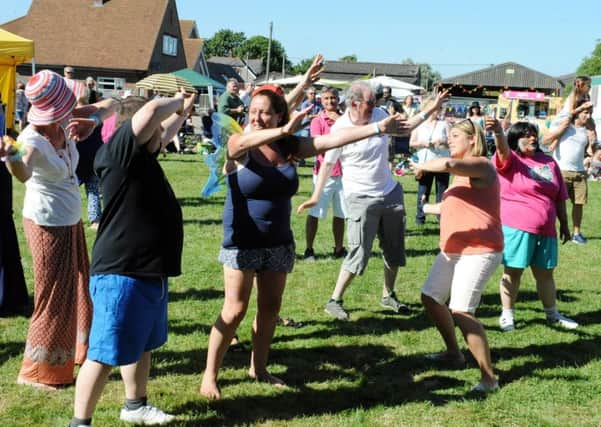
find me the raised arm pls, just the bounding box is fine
[131,90,191,145]
[285,54,324,111]
[485,116,510,163]
[0,137,40,183]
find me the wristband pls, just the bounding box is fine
[373,122,382,135]
[418,111,429,121]
[1,151,23,163]
[89,113,102,127]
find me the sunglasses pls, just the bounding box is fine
[454,118,476,133]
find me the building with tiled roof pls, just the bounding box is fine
[441,62,563,97]
[1,0,197,95]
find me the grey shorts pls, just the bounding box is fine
[342,183,406,275]
[218,243,296,273]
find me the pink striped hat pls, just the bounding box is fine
[25,70,76,125]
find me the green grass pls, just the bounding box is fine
[2,153,601,426]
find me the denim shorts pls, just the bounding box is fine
[87,274,168,366]
[502,225,558,269]
[218,243,295,273]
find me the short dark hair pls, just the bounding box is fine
[506,121,540,153]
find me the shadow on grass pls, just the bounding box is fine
[169,344,470,425]
[0,341,24,366]
[178,197,225,206]
[169,288,223,303]
[182,218,222,226]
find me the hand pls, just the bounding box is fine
[378,113,409,135]
[0,135,17,157]
[297,197,319,214]
[302,54,324,87]
[282,105,312,135]
[559,223,571,244]
[174,87,196,115]
[433,88,451,108]
[409,159,424,179]
[484,116,502,134]
[66,117,96,142]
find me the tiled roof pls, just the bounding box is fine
[441,62,561,90]
[323,60,419,82]
[1,0,178,71]
[183,39,204,69]
[207,61,243,84]
[179,19,197,38]
[208,56,246,67]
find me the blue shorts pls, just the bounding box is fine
[87,274,168,366]
[502,225,558,269]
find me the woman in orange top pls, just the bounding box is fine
[411,118,503,393]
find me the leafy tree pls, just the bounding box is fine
[237,36,292,72]
[339,54,357,63]
[577,39,601,76]
[203,29,246,58]
[291,57,315,75]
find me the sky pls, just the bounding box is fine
[1,0,599,79]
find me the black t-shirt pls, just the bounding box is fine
[76,124,103,183]
[91,119,183,277]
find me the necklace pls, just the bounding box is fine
[35,126,76,182]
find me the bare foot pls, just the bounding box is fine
[248,370,287,388]
[199,377,221,400]
[17,376,62,391]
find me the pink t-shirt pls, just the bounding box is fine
[493,150,568,237]
[101,112,118,144]
[310,111,342,177]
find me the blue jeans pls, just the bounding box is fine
[416,172,449,224]
[83,175,102,223]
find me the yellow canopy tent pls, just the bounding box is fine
[0,29,34,133]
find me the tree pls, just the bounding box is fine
[203,29,246,58]
[237,36,292,72]
[577,39,601,76]
[339,54,357,63]
[401,58,441,91]
[291,57,315,75]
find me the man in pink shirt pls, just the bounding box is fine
[303,87,347,261]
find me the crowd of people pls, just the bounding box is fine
[0,59,597,425]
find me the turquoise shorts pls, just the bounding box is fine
[502,225,557,269]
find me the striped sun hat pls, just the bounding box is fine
[25,70,77,125]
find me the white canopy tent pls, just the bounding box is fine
[366,75,425,97]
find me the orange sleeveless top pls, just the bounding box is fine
[439,174,504,254]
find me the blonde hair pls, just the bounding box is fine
[452,119,488,157]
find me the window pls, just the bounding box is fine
[97,76,126,97]
[162,35,178,56]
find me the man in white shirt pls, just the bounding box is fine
[543,102,593,244]
[299,81,448,320]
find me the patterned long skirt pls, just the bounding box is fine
[18,219,92,386]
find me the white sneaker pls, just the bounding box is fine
[120,405,175,425]
[547,313,579,330]
[499,315,515,332]
[472,379,499,393]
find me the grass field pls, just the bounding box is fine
[2,153,601,426]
